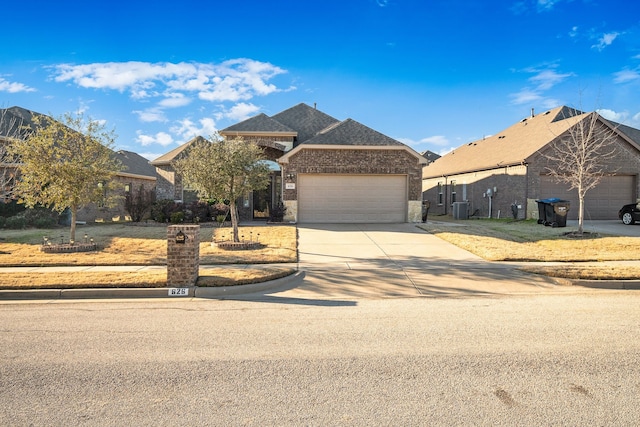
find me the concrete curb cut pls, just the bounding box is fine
[0,271,304,301]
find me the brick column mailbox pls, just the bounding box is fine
[167,224,200,287]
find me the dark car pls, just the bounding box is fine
[619,203,640,225]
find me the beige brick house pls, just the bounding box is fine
[153,103,427,223]
[422,106,640,220]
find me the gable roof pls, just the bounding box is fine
[221,113,296,135]
[115,150,156,179]
[423,106,591,178]
[150,136,206,166]
[304,118,405,146]
[0,106,44,140]
[271,103,340,143]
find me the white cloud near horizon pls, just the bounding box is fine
[0,77,36,93]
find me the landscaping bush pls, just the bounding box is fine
[4,215,26,229]
[0,200,25,218]
[170,211,185,224]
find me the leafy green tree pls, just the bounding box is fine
[174,134,270,242]
[9,112,122,241]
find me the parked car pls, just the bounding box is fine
[618,203,640,225]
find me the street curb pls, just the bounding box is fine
[568,279,640,290]
[0,270,304,300]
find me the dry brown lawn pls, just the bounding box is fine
[0,223,297,288]
[420,218,640,280]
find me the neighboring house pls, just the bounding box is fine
[422,106,640,220]
[420,150,441,166]
[153,103,428,223]
[0,106,157,222]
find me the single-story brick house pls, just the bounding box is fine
[153,103,427,223]
[0,106,156,222]
[422,106,640,220]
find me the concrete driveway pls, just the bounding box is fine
[276,223,578,300]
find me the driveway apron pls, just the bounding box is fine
[282,223,571,299]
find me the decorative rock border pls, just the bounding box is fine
[215,241,264,251]
[40,243,98,253]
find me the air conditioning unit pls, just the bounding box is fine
[453,201,469,220]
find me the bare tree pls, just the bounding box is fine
[544,111,618,233]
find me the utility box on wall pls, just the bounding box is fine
[452,201,469,220]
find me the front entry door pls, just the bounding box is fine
[253,173,282,220]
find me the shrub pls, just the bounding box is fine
[5,216,26,229]
[170,211,185,224]
[269,202,287,222]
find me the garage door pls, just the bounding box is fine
[539,175,635,220]
[298,174,407,223]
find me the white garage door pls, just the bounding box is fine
[298,174,407,223]
[539,175,635,220]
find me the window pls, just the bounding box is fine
[437,182,443,205]
[451,181,457,203]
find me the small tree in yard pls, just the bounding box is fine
[173,134,270,242]
[125,184,156,222]
[9,112,122,242]
[544,111,618,234]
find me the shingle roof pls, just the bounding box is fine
[271,103,340,143]
[304,118,405,146]
[221,113,296,134]
[150,136,206,165]
[0,106,43,139]
[115,150,156,178]
[423,106,590,178]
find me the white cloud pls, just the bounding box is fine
[528,69,573,90]
[51,59,287,104]
[591,32,619,51]
[510,66,573,105]
[224,102,261,121]
[0,77,36,93]
[598,109,640,128]
[170,117,217,141]
[537,0,561,11]
[613,68,640,84]
[598,108,628,123]
[569,26,579,38]
[136,131,174,147]
[510,89,543,105]
[134,108,167,123]
[158,92,192,108]
[420,135,450,146]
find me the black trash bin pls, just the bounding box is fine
[536,198,570,227]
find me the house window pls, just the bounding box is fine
[437,182,443,205]
[451,181,457,203]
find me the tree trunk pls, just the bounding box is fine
[70,206,77,243]
[578,194,585,234]
[230,201,240,242]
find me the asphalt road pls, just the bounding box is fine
[2,291,640,426]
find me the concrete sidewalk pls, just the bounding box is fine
[1,221,639,301]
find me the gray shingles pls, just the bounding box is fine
[221,113,296,134]
[271,103,340,144]
[304,118,404,146]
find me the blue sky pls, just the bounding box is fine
[2,0,639,160]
